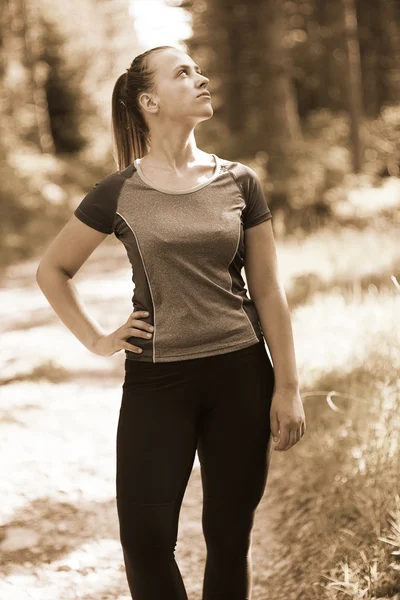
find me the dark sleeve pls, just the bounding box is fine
[73,173,124,234]
[241,166,272,230]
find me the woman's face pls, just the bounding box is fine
[140,49,213,124]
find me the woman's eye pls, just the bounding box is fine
[180,68,204,76]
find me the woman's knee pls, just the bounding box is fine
[118,500,179,566]
[202,500,255,554]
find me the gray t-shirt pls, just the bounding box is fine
[73,154,272,362]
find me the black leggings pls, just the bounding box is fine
[116,339,275,599]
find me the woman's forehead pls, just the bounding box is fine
[153,50,194,75]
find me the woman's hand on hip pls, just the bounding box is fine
[92,310,154,357]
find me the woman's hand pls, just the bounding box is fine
[91,310,154,357]
[270,387,306,451]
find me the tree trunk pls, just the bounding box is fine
[342,0,364,172]
[253,0,302,177]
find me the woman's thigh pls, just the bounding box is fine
[197,341,275,508]
[116,358,204,506]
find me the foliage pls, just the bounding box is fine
[362,105,400,178]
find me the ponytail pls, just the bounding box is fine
[111,46,176,171]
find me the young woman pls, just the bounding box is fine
[36,45,306,600]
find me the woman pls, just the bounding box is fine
[36,45,306,599]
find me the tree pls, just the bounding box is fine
[342,0,364,172]
[181,0,302,178]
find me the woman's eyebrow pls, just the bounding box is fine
[173,64,201,73]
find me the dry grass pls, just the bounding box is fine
[264,290,400,599]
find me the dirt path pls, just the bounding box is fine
[0,238,286,599]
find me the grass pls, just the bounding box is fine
[262,221,400,599]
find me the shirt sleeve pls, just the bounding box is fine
[241,166,272,230]
[73,173,122,234]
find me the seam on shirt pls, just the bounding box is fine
[228,165,272,228]
[131,154,222,196]
[243,212,272,229]
[227,166,248,230]
[116,210,157,362]
[159,336,262,359]
[74,207,113,234]
[227,166,245,200]
[126,336,263,362]
[227,209,260,343]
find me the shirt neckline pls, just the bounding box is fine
[133,153,221,195]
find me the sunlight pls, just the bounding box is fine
[129,0,191,50]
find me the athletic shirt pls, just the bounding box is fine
[73,154,272,362]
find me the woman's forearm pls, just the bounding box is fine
[253,287,300,391]
[36,266,106,353]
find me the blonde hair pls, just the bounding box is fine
[111,46,177,171]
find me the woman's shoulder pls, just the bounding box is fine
[73,170,127,234]
[218,157,261,185]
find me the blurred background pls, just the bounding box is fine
[0,0,399,599]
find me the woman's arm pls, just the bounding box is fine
[36,215,151,356]
[36,215,109,353]
[244,218,305,452]
[37,267,108,353]
[244,219,299,390]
